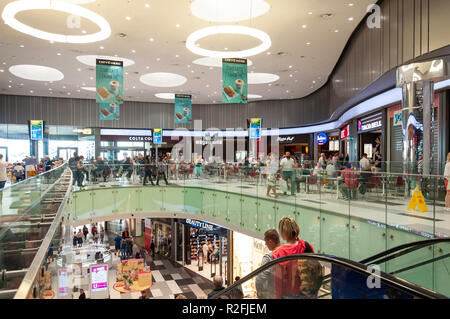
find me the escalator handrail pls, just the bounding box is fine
[211,253,448,299]
[359,238,450,265]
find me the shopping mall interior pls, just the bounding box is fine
[0,0,450,304]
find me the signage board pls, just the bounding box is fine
[316,133,328,145]
[358,112,383,133]
[174,94,192,124]
[249,118,262,139]
[340,125,350,139]
[29,120,44,140]
[153,128,162,144]
[96,59,124,105]
[144,218,152,251]
[58,269,68,297]
[222,58,248,104]
[91,265,108,292]
[393,111,403,126]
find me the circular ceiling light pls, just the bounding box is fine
[248,73,279,84]
[248,94,263,99]
[76,55,135,67]
[190,0,270,22]
[1,0,111,43]
[140,72,187,87]
[9,64,64,81]
[81,86,96,92]
[155,93,175,100]
[186,25,271,58]
[193,57,253,68]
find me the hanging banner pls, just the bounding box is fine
[99,103,120,120]
[249,118,262,139]
[174,94,192,124]
[144,219,152,251]
[96,59,124,105]
[58,269,68,297]
[28,120,44,140]
[222,58,248,104]
[153,128,162,144]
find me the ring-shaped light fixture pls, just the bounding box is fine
[1,0,111,43]
[190,0,270,23]
[9,64,64,81]
[186,25,271,58]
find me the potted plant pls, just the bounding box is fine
[122,273,133,290]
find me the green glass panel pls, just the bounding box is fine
[257,198,277,233]
[434,242,450,297]
[227,193,242,226]
[214,190,229,226]
[115,188,139,214]
[320,212,350,258]
[72,191,92,221]
[297,207,321,252]
[202,189,215,218]
[184,187,202,215]
[140,187,164,213]
[92,189,115,216]
[163,186,185,212]
[241,195,258,234]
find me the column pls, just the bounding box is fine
[135,219,142,236]
[348,120,358,163]
[94,128,101,159]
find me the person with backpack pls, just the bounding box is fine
[271,217,314,299]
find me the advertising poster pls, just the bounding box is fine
[91,265,108,292]
[249,118,262,139]
[222,58,248,104]
[174,94,192,124]
[58,269,68,297]
[99,103,120,120]
[96,59,124,105]
[153,128,162,144]
[29,120,44,140]
[144,218,152,251]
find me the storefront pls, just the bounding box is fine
[357,112,384,166]
[151,218,172,257]
[231,232,269,298]
[317,131,340,158]
[277,134,310,160]
[174,218,230,282]
[340,124,351,158]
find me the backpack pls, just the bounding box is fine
[304,241,314,253]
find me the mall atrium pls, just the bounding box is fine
[0,0,449,304]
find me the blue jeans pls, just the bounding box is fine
[283,171,295,195]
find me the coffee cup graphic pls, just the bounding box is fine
[110,81,120,94]
[110,103,117,113]
[235,79,244,93]
[183,107,190,117]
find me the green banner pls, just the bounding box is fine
[174,94,192,124]
[99,103,120,120]
[222,58,247,104]
[96,59,124,105]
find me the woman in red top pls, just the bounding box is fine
[271,217,314,299]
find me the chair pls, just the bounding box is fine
[306,175,319,193]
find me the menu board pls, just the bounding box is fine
[96,59,124,105]
[153,128,162,144]
[174,94,192,124]
[91,265,108,292]
[249,118,262,139]
[29,120,44,140]
[99,103,120,120]
[222,58,248,104]
[58,269,68,297]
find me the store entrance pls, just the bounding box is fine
[100,147,147,162]
[57,147,78,161]
[0,146,8,161]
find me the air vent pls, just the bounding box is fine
[320,13,334,19]
[133,71,139,74]
[117,33,127,38]
[276,52,287,56]
[300,56,305,59]
[193,76,201,80]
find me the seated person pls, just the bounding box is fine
[337,164,359,200]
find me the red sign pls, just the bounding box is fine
[144,219,152,251]
[340,125,349,139]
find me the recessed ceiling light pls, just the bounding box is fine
[191,0,270,22]
[334,29,339,32]
[62,85,66,88]
[145,3,150,8]
[149,38,154,42]
[302,25,307,29]
[286,90,289,93]
[289,74,293,77]
[191,70,194,73]
[19,45,24,48]
[313,80,316,83]
[67,92,71,95]
[2,0,111,43]
[99,46,104,49]
[125,72,128,75]
[56,53,62,56]
[266,52,271,55]
[2,62,5,65]
[140,72,187,87]
[125,16,131,20]
[193,57,253,68]
[176,24,180,28]
[131,49,136,53]
[132,86,136,89]
[146,66,150,69]
[8,85,11,88]
[89,76,93,80]
[49,40,54,44]
[308,11,313,15]
[8,80,12,83]
[77,89,80,92]
[0,69,4,72]
[156,58,160,61]
[224,48,228,50]
[81,30,87,34]
[77,68,81,71]
[289,65,293,68]
[48,88,52,90]
[348,3,354,6]
[348,17,354,21]
[248,73,279,84]
[175,54,180,58]
[76,55,135,67]
[9,64,64,81]
[186,25,271,58]
[206,84,209,87]
[306,42,311,45]
[81,87,95,92]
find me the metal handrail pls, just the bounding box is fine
[211,253,448,299]
[13,168,73,299]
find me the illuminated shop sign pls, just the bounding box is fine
[393,111,403,126]
[277,136,294,143]
[128,136,152,141]
[185,219,215,231]
[358,112,383,133]
[340,125,349,139]
[316,133,328,145]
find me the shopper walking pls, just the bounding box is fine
[114,233,122,255]
[77,229,83,247]
[150,240,155,258]
[0,154,10,198]
[280,152,295,196]
[99,225,105,244]
[255,229,281,299]
[156,157,169,186]
[76,156,86,188]
[120,239,127,259]
[126,237,133,258]
[72,231,78,248]
[266,153,279,198]
[195,156,204,178]
[444,152,450,211]
[83,225,89,241]
[143,155,155,186]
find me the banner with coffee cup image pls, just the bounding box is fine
[96,59,124,105]
[222,58,248,104]
[174,94,192,124]
[99,103,120,120]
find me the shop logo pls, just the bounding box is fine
[394,113,403,126]
[366,4,381,29]
[277,136,294,143]
[316,133,328,145]
[360,120,382,132]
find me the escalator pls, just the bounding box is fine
[212,238,449,299]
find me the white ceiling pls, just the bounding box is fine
[0,0,374,104]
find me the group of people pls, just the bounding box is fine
[201,241,220,264]
[72,223,105,248]
[113,228,146,260]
